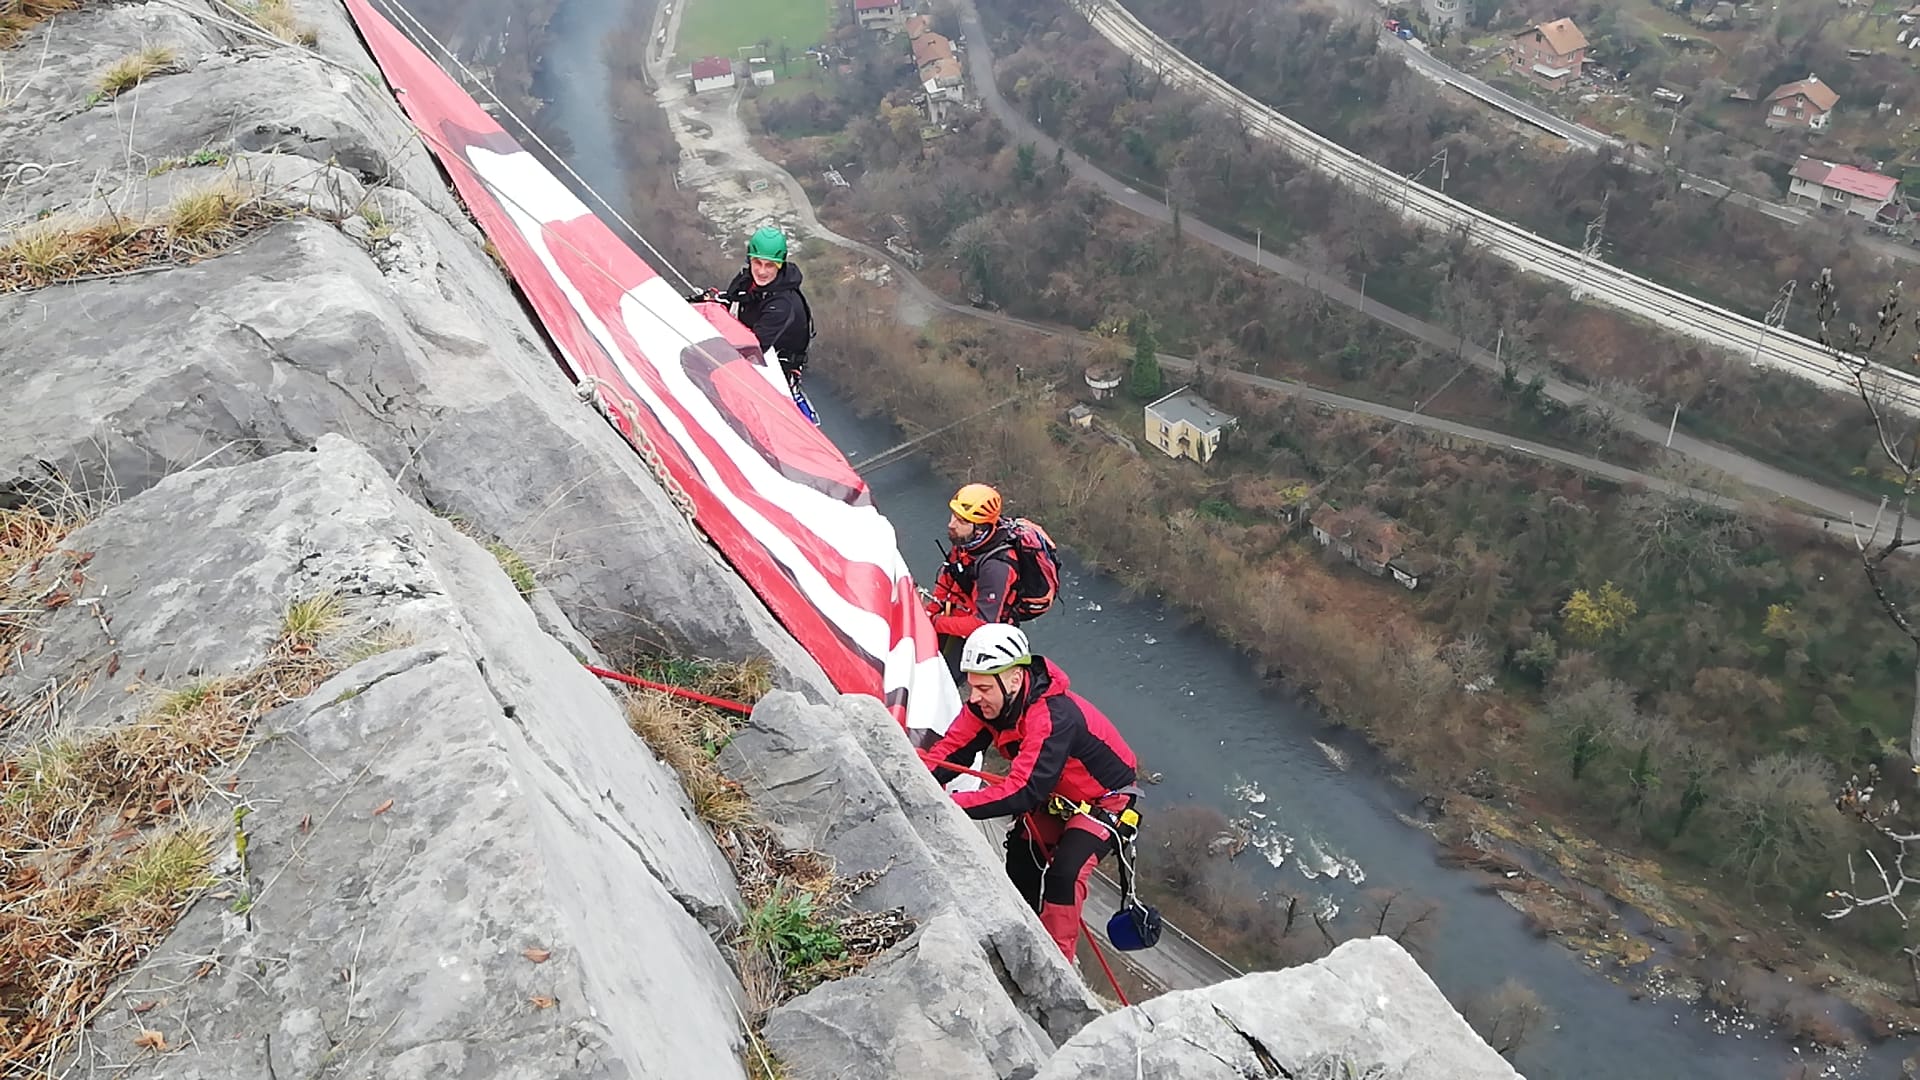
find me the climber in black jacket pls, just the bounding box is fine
[710,225,813,379]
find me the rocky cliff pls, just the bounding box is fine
[1,1,1521,1077]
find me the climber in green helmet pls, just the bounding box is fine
[692,225,814,382]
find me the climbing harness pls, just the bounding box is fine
[1047,787,1161,953]
[786,368,821,427]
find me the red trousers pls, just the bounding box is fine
[1004,796,1126,960]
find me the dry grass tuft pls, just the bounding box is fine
[0,0,85,49]
[96,827,213,914]
[280,591,342,650]
[96,44,175,98]
[0,504,88,693]
[0,188,286,292]
[242,0,316,46]
[341,625,417,665]
[742,1031,789,1080]
[0,593,343,1073]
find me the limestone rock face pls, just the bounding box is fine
[762,913,1052,1080]
[719,691,1103,1048]
[1036,937,1526,1080]
[0,2,828,688]
[5,436,752,1079]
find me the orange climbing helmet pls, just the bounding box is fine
[949,483,1003,525]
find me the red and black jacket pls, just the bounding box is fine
[927,658,1138,820]
[927,528,1019,639]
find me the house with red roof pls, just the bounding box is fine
[1788,157,1902,221]
[1509,18,1588,90]
[690,56,735,93]
[1765,76,1838,131]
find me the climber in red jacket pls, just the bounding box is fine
[925,483,1020,645]
[925,623,1141,961]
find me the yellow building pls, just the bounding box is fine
[1143,387,1235,464]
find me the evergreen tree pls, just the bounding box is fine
[1129,319,1163,401]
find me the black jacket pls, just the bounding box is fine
[723,261,812,369]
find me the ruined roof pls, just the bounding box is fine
[1767,76,1839,111]
[905,13,930,36]
[921,56,963,84]
[1519,17,1588,54]
[1308,505,1404,562]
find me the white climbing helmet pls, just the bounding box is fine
[959,623,1031,676]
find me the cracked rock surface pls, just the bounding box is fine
[8,435,750,1079]
[1,0,830,687]
[721,691,1103,1051]
[1035,937,1524,1080]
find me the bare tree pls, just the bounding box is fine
[1358,888,1440,956]
[1827,767,1920,1003]
[1463,978,1549,1060]
[1811,269,1920,769]
[1438,633,1492,689]
[1622,461,1751,589]
[1573,376,1653,447]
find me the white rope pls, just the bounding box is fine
[151,0,700,295]
[366,0,700,294]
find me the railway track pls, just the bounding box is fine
[1072,0,1920,414]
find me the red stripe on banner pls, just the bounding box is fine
[340,0,957,732]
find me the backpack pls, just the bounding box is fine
[986,517,1062,622]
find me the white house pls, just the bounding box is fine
[855,0,905,30]
[1143,387,1235,464]
[691,56,735,93]
[1422,0,1471,30]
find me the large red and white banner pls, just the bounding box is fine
[342,0,958,734]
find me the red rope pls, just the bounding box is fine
[586,667,1135,1006]
[913,749,1008,784]
[584,664,753,714]
[1082,919,1131,1006]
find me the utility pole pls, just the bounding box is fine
[1572,191,1608,303]
[1255,226,1261,270]
[1407,147,1450,197]
[1752,279,1796,368]
[1666,403,1679,447]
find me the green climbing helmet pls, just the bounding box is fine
[747,226,787,265]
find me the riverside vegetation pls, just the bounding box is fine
[734,1,1920,1026]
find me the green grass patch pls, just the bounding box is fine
[741,882,848,976]
[748,65,832,105]
[675,0,829,65]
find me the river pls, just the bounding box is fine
[514,0,1900,1075]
